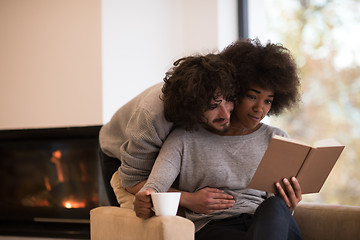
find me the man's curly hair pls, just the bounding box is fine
[162,53,236,131]
[221,38,301,115]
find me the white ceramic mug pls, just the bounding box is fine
[151,192,181,216]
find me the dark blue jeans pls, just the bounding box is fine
[195,196,302,240]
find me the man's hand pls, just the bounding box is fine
[275,177,302,213]
[133,188,156,219]
[180,187,235,214]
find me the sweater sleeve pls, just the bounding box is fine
[119,106,173,188]
[140,131,182,193]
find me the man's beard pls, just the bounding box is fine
[213,119,230,132]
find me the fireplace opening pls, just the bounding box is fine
[0,125,105,239]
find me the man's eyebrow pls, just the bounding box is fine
[249,88,275,98]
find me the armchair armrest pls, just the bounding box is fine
[294,202,360,240]
[90,206,195,240]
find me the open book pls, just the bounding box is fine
[248,135,345,194]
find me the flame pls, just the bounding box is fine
[50,150,65,182]
[44,176,51,191]
[63,199,86,209]
[50,150,64,183]
[64,202,72,208]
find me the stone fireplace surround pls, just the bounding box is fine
[0,125,106,239]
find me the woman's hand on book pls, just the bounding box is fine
[275,177,302,213]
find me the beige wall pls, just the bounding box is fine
[0,0,238,130]
[0,0,102,130]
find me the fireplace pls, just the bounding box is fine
[0,125,106,239]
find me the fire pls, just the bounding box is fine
[63,200,86,209]
[50,150,64,183]
[64,202,72,209]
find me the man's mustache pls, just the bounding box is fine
[213,118,226,123]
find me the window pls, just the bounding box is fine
[248,0,360,206]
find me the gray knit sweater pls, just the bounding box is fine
[99,82,174,187]
[142,124,288,232]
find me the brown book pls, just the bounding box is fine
[248,135,345,194]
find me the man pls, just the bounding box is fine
[99,53,237,212]
[134,39,303,240]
